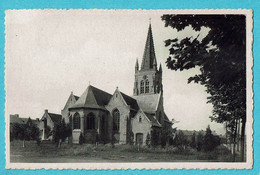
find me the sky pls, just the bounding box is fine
[5,10,225,135]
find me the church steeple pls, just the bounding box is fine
[141,23,157,71]
[135,58,139,72]
[159,63,162,72]
[133,21,162,96]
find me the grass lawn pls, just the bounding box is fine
[10,140,240,163]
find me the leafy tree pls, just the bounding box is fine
[190,132,196,148]
[30,124,40,145]
[53,118,71,147]
[13,124,30,147]
[128,131,134,145]
[197,132,204,151]
[161,130,167,147]
[204,125,215,151]
[173,131,188,151]
[146,133,151,147]
[151,129,159,147]
[161,15,246,161]
[12,122,40,147]
[45,125,52,139]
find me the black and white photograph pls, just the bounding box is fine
[5,9,253,169]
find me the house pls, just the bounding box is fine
[10,114,25,136]
[61,23,174,145]
[39,110,62,140]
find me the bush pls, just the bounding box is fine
[173,131,188,151]
[151,130,160,147]
[145,133,151,147]
[203,126,220,151]
[79,132,84,145]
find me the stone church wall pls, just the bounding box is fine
[106,90,130,144]
[62,94,77,124]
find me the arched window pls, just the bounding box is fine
[85,113,95,130]
[139,116,142,122]
[140,80,144,94]
[113,109,120,131]
[145,80,149,93]
[73,113,80,129]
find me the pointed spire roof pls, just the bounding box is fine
[135,58,139,68]
[159,63,162,72]
[141,23,157,70]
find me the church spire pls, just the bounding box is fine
[141,22,157,70]
[153,57,157,70]
[135,58,139,72]
[159,63,162,72]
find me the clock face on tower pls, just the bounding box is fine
[143,75,147,79]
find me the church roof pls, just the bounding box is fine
[120,92,139,111]
[70,85,112,110]
[48,113,62,124]
[145,113,161,127]
[133,93,160,114]
[141,23,157,70]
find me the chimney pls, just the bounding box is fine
[44,109,48,114]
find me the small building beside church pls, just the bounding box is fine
[39,110,62,140]
[60,23,173,145]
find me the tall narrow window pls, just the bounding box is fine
[113,109,120,131]
[145,80,149,93]
[140,80,144,94]
[73,113,80,129]
[85,113,95,130]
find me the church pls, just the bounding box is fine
[61,24,173,145]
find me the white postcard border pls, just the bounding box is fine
[4,9,253,170]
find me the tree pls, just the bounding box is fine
[190,132,196,149]
[161,15,246,161]
[30,124,40,145]
[151,129,159,147]
[161,130,167,147]
[173,131,188,151]
[197,132,204,151]
[203,125,215,151]
[53,119,71,147]
[45,125,52,139]
[13,124,30,147]
[146,133,151,147]
[12,122,40,147]
[129,131,134,145]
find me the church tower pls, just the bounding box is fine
[133,23,163,96]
